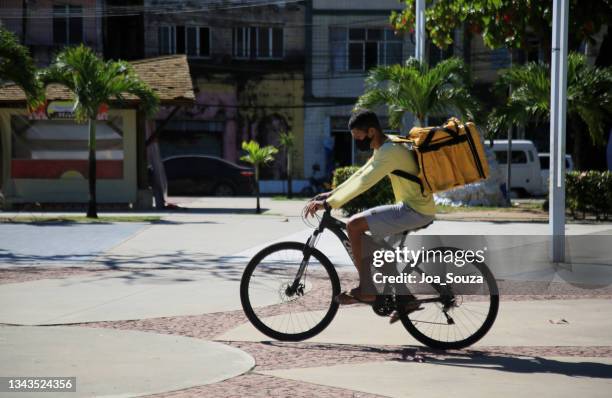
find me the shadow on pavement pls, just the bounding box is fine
[419,352,612,378]
[0,250,251,282]
[259,341,612,379]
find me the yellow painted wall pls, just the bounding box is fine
[238,72,305,178]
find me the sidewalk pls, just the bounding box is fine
[1,199,611,397]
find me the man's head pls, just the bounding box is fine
[348,109,382,151]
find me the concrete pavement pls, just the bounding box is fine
[217,299,612,347]
[1,216,611,325]
[0,326,254,398]
[0,223,148,266]
[260,357,612,398]
[0,268,282,325]
[2,199,612,397]
[0,213,308,269]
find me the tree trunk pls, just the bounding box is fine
[287,151,293,199]
[255,165,261,214]
[572,118,586,171]
[87,119,98,218]
[505,56,514,206]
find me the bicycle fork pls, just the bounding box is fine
[286,229,321,297]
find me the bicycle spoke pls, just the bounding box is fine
[244,244,338,339]
[402,256,497,348]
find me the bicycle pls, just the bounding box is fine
[240,203,499,350]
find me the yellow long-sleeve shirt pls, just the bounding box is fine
[326,139,436,216]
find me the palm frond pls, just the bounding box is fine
[492,52,612,146]
[240,140,278,165]
[356,56,478,129]
[279,131,295,149]
[39,45,159,122]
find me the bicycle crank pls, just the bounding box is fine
[372,296,394,316]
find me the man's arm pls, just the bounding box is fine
[325,156,373,196]
[326,151,393,209]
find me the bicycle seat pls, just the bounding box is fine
[401,220,434,235]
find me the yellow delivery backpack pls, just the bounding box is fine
[390,117,490,194]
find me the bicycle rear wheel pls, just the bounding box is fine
[399,247,499,350]
[240,241,341,341]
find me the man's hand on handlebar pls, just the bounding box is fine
[305,200,325,218]
[314,191,332,201]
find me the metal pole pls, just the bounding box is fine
[506,51,513,205]
[549,0,569,263]
[506,124,512,204]
[415,0,427,125]
[415,0,426,62]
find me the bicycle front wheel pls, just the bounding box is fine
[240,241,341,341]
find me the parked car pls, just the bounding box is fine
[162,155,255,196]
[491,140,545,197]
[538,153,574,192]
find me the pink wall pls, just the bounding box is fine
[4,0,104,64]
[157,88,239,162]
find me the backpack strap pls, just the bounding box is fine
[421,124,461,148]
[391,169,425,195]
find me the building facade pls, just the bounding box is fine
[304,0,414,177]
[0,55,194,208]
[139,0,307,184]
[0,0,103,65]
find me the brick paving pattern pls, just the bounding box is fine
[3,266,612,397]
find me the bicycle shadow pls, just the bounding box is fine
[409,352,612,379]
[259,341,612,379]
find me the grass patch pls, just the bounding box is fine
[270,195,310,201]
[0,215,161,224]
[436,201,546,214]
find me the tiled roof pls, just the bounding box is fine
[0,54,195,105]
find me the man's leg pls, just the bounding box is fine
[346,214,375,301]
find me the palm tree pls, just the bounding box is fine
[489,52,612,169]
[39,45,159,218]
[279,131,296,198]
[0,26,43,107]
[356,57,479,128]
[241,140,278,214]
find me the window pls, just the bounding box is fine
[330,27,402,72]
[495,150,528,164]
[429,40,454,66]
[232,27,283,59]
[159,26,176,55]
[53,5,82,45]
[524,37,543,63]
[158,25,210,57]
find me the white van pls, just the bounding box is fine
[538,153,574,192]
[491,140,545,197]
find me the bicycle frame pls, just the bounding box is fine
[288,209,452,304]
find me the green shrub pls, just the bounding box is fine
[565,171,612,220]
[331,166,394,216]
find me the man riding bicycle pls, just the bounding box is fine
[305,109,436,320]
